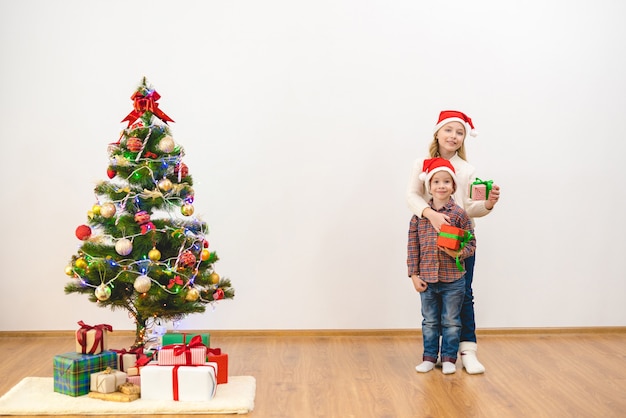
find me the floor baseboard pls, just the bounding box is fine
[0,327,624,338]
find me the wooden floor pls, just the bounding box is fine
[1,329,625,418]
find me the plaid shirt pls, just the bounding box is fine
[407,199,476,283]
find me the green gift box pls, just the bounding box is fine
[53,351,117,397]
[161,332,210,347]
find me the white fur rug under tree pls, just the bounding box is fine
[0,376,255,415]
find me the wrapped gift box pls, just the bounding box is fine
[53,351,117,397]
[112,348,143,372]
[437,225,466,251]
[90,367,127,393]
[159,345,207,366]
[126,375,141,386]
[88,391,139,402]
[75,321,112,355]
[208,348,228,384]
[118,382,141,395]
[469,178,493,201]
[161,332,210,347]
[140,362,217,401]
[127,366,141,376]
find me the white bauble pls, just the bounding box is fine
[95,284,111,301]
[100,202,117,218]
[158,136,175,153]
[115,238,133,256]
[134,275,152,293]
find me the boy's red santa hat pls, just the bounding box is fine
[433,110,477,139]
[419,157,457,193]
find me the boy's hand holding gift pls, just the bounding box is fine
[437,225,474,271]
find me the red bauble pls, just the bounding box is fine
[106,168,117,179]
[178,250,196,268]
[75,225,92,240]
[126,137,143,152]
[174,163,188,178]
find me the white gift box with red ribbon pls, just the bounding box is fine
[140,361,217,401]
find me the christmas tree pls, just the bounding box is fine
[65,78,234,348]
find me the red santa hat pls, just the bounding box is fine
[433,110,477,139]
[419,157,457,193]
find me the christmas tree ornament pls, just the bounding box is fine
[158,178,173,192]
[200,249,211,261]
[115,238,133,256]
[95,284,112,301]
[174,162,188,178]
[134,211,156,234]
[75,258,88,270]
[75,225,92,240]
[158,135,175,153]
[107,168,117,179]
[133,275,152,293]
[203,240,209,248]
[185,287,200,302]
[126,137,143,152]
[100,202,117,218]
[167,275,184,293]
[209,272,220,284]
[65,265,74,276]
[148,247,161,261]
[178,250,196,268]
[213,288,225,300]
[92,204,102,215]
[181,203,194,216]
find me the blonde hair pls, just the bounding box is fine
[428,133,468,161]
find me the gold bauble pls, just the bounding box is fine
[91,204,101,215]
[75,258,88,269]
[158,178,173,192]
[181,203,194,216]
[200,249,211,261]
[209,272,220,284]
[148,248,161,261]
[185,288,200,302]
[65,265,74,276]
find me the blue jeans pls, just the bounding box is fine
[460,254,476,343]
[420,277,466,363]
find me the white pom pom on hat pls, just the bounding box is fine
[420,157,457,193]
[433,110,477,139]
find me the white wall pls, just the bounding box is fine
[1,0,625,332]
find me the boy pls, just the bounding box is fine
[407,157,476,374]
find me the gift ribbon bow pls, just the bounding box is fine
[167,276,184,289]
[112,347,143,370]
[470,178,493,199]
[454,230,474,272]
[121,89,174,127]
[162,334,206,365]
[76,321,113,354]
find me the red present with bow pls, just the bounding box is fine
[207,348,229,384]
[75,321,112,355]
[158,335,207,366]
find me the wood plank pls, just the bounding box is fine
[1,331,625,417]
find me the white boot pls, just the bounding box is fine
[460,341,485,374]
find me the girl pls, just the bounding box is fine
[406,110,500,374]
